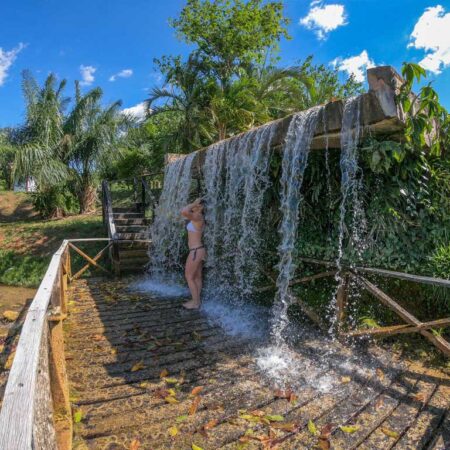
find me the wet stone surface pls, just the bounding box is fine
[66,278,450,450]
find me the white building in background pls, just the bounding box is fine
[13,176,37,192]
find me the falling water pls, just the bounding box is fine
[149,152,196,270]
[203,122,276,302]
[327,96,364,332]
[270,107,322,346]
[336,96,363,270]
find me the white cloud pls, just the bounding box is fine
[0,43,25,86]
[408,5,450,74]
[300,2,347,40]
[109,68,133,82]
[331,50,375,82]
[122,102,147,122]
[79,65,96,86]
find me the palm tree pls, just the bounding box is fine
[147,54,212,151]
[63,82,129,213]
[14,72,129,216]
[14,72,70,217]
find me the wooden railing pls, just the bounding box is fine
[102,180,120,274]
[280,257,450,357]
[0,238,117,450]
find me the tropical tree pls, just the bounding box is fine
[63,82,129,213]
[14,72,71,217]
[14,72,128,217]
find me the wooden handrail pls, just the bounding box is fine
[0,237,136,449]
[298,256,450,288]
[0,240,69,449]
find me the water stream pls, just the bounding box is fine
[270,107,322,346]
[149,152,196,271]
[202,122,276,303]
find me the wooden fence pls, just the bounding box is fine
[0,238,117,450]
[283,257,450,357]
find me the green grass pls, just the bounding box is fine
[0,194,106,287]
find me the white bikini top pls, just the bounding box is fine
[186,221,202,233]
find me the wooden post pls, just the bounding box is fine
[48,315,72,450]
[60,264,67,314]
[336,273,350,331]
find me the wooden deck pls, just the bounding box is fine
[66,278,449,450]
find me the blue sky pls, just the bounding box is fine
[1,0,449,127]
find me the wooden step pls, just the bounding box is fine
[119,249,149,259]
[114,218,150,226]
[112,212,144,219]
[117,241,149,250]
[116,225,149,234]
[116,232,149,240]
[112,207,137,213]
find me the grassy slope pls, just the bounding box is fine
[0,191,105,287]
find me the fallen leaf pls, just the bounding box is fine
[320,423,335,438]
[375,397,385,410]
[164,396,179,404]
[189,396,201,415]
[265,415,284,422]
[340,425,360,434]
[2,310,19,322]
[413,392,425,402]
[139,382,148,389]
[93,334,105,341]
[192,445,203,450]
[341,376,351,384]
[154,388,169,399]
[376,368,384,380]
[204,419,219,430]
[164,377,179,384]
[73,409,83,423]
[192,331,202,342]
[160,368,169,378]
[131,360,146,372]
[289,392,298,404]
[381,427,399,438]
[167,388,177,396]
[308,419,318,436]
[129,439,140,450]
[270,422,297,431]
[191,386,204,396]
[168,426,178,437]
[250,409,266,417]
[176,415,188,423]
[316,438,331,450]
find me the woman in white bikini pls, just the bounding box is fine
[181,198,205,309]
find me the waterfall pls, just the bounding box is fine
[336,96,362,271]
[149,152,196,271]
[271,107,322,346]
[203,122,276,302]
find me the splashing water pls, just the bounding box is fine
[270,107,322,346]
[328,96,364,332]
[203,122,276,303]
[336,96,362,271]
[150,152,196,270]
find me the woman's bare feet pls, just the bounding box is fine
[182,299,201,310]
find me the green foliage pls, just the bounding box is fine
[150,1,361,150]
[13,72,129,217]
[0,249,49,287]
[170,0,290,84]
[429,244,450,279]
[0,130,17,190]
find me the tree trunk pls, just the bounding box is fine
[78,184,97,214]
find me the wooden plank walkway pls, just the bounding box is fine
[65,278,449,450]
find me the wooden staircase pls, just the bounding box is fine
[102,178,161,275]
[112,207,150,273]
